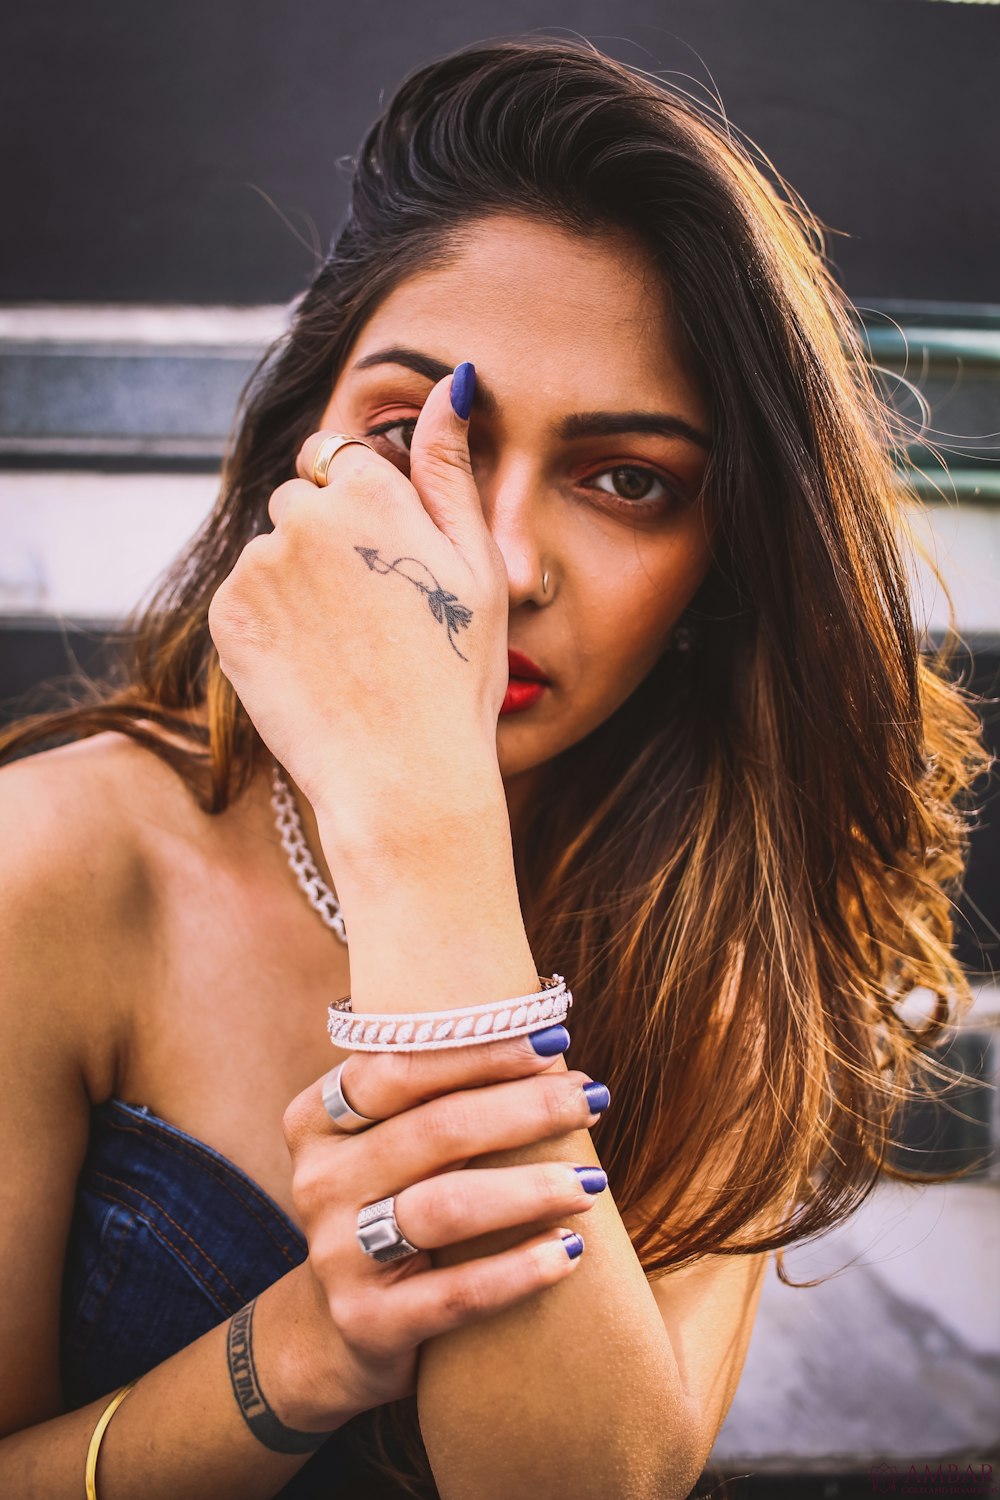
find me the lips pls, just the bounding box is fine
[507,647,549,683]
[502,647,549,718]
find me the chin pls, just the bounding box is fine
[496,714,581,780]
[495,732,542,775]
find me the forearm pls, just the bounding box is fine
[0,1267,355,1500]
[421,1139,700,1500]
[327,793,702,1500]
[328,760,540,1013]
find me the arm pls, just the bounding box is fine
[0,1274,361,1499]
[645,1249,769,1455]
[0,751,583,1499]
[327,776,718,1500]
[207,375,765,1499]
[0,754,358,1497]
[622,1129,776,1463]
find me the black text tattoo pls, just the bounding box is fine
[227,1299,332,1455]
[354,546,474,659]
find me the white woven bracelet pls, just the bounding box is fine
[327,973,572,1053]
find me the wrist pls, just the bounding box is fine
[252,1266,364,1432]
[316,755,512,895]
[323,807,540,1015]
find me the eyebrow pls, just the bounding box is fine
[352,346,713,450]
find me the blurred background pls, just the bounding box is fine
[1,2,997,1494]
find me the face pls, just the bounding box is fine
[317,214,714,830]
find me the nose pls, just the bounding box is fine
[474,452,552,607]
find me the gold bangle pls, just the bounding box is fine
[85,1380,137,1500]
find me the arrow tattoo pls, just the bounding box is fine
[354,546,474,660]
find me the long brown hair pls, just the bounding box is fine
[3,34,992,1492]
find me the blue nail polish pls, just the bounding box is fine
[529,1024,570,1057]
[583,1082,611,1115]
[561,1232,585,1260]
[450,361,476,421]
[574,1167,608,1194]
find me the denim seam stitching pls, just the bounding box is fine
[90,1184,235,1314]
[103,1107,301,1265]
[63,1202,133,1366]
[92,1170,244,1306]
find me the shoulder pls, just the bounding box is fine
[0,731,198,1431]
[0,731,193,1098]
[0,728,175,904]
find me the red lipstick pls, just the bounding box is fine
[501,648,550,716]
[507,648,549,682]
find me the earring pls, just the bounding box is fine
[668,620,698,652]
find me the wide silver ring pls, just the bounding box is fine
[321,1061,378,1134]
[356,1196,421,1264]
[311,434,376,488]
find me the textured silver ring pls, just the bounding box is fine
[321,1061,378,1134]
[356,1196,421,1264]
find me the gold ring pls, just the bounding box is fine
[311,434,376,488]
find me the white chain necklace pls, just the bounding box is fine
[270,764,348,945]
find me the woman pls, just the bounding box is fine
[0,35,988,1500]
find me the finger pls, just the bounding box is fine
[267,476,316,529]
[406,365,487,549]
[381,1227,585,1348]
[287,1043,603,1187]
[295,429,386,488]
[394,1161,608,1251]
[364,1070,610,1190]
[286,1024,572,1151]
[289,1034,574,1152]
[334,1023,572,1122]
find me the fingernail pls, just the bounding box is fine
[583,1082,611,1115]
[450,361,476,421]
[529,1024,570,1057]
[561,1232,585,1260]
[574,1167,608,1194]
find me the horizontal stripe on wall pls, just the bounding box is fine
[1,470,997,632]
[1,301,998,482]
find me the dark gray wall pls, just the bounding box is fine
[3,0,998,304]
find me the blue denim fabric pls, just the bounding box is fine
[60,1099,430,1498]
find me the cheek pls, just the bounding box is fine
[608,598,674,688]
[582,536,710,683]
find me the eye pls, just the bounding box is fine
[583,465,679,511]
[365,417,417,455]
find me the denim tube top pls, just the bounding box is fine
[60,1099,431,1498]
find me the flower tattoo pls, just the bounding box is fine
[354,547,474,660]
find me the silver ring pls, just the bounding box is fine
[321,1061,377,1134]
[356,1196,421,1264]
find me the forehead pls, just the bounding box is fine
[341,214,706,419]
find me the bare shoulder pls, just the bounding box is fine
[0,731,192,1096]
[0,723,209,854]
[0,730,199,1432]
[0,727,181,902]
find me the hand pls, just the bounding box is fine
[207,366,510,841]
[278,1030,610,1423]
